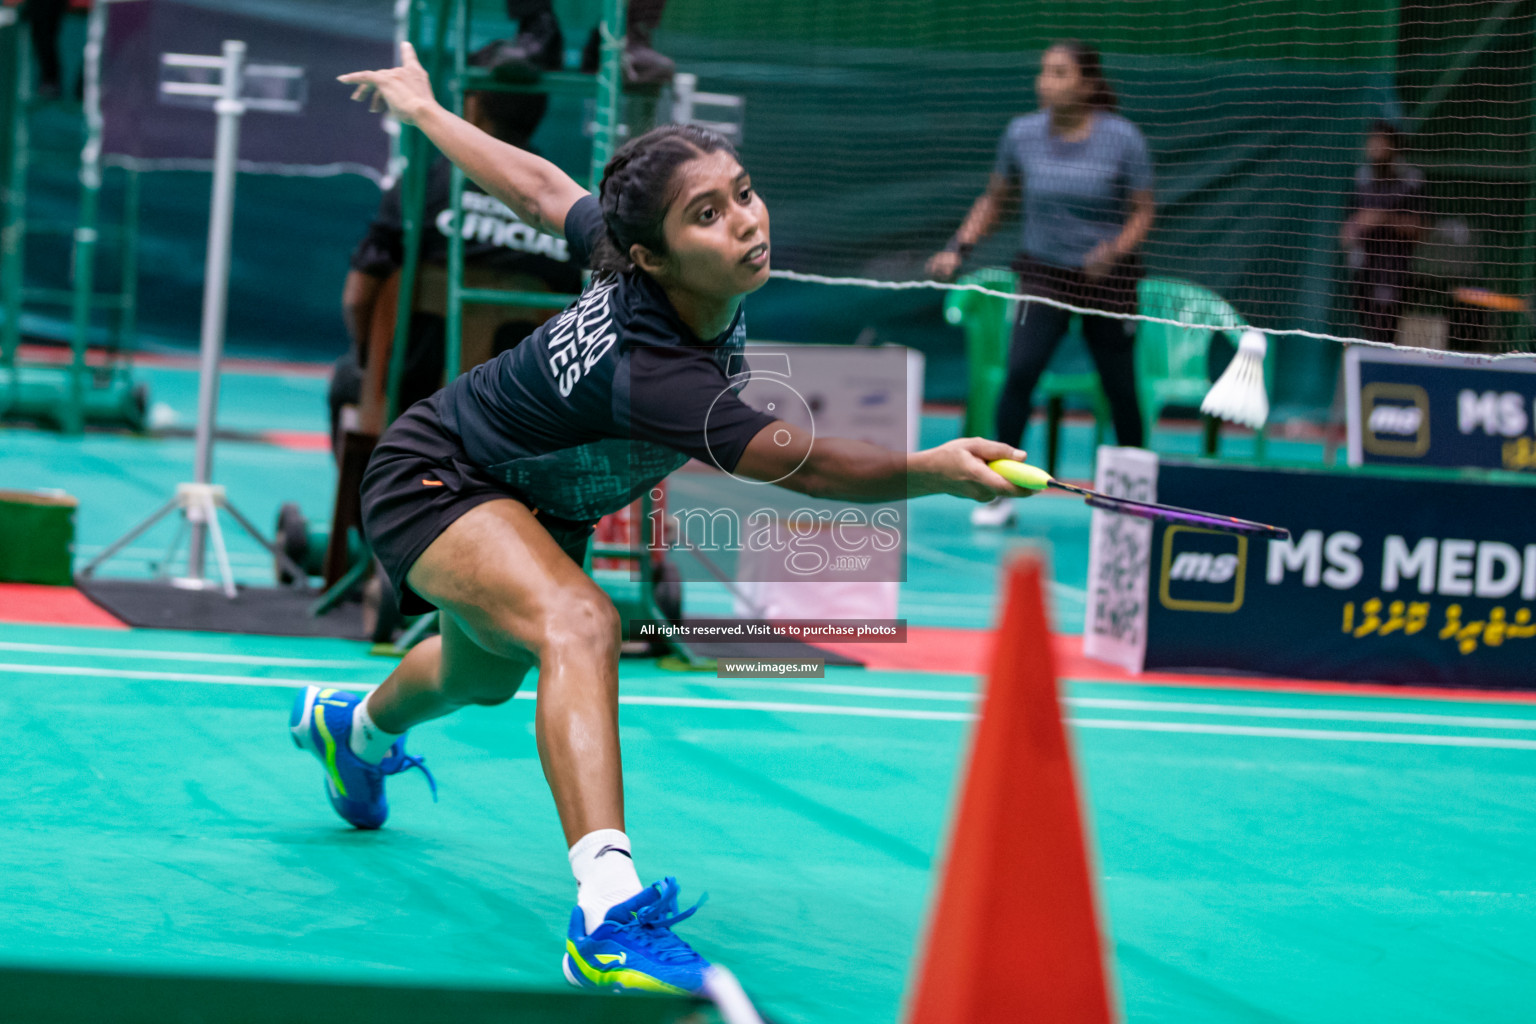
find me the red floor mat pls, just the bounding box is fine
[0,584,127,629]
[263,430,333,452]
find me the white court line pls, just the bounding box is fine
[902,541,1088,603]
[0,663,370,688]
[10,660,1534,745]
[697,678,976,702]
[5,653,1536,730]
[695,686,1536,731]
[0,642,978,695]
[1065,697,1536,731]
[73,545,270,566]
[0,640,379,669]
[6,660,1536,745]
[529,692,975,722]
[904,540,1005,574]
[0,663,966,721]
[1052,581,1088,603]
[1069,717,1536,751]
[9,657,1536,746]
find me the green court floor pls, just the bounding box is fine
[5,622,1535,1023]
[4,367,1529,1022]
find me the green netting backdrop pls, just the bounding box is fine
[13,1,1535,415]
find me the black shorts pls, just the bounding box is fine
[360,392,595,617]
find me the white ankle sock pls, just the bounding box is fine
[569,829,644,935]
[349,697,402,765]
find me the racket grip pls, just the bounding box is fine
[987,459,1053,490]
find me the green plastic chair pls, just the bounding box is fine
[944,272,1269,470]
[1135,276,1268,460]
[943,269,1110,475]
[944,268,1016,440]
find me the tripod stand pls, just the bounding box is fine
[76,40,307,597]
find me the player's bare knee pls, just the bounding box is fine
[535,588,620,661]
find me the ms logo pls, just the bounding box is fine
[1361,382,1430,457]
[1159,526,1248,613]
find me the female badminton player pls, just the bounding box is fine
[291,42,1032,996]
[928,40,1156,529]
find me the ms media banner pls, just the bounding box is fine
[1086,453,1536,690]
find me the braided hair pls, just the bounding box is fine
[590,124,740,275]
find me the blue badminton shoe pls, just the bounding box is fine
[563,878,711,994]
[289,685,436,830]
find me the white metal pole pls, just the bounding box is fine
[187,40,245,580]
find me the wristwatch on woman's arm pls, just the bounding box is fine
[942,237,975,261]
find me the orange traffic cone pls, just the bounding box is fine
[907,554,1115,1024]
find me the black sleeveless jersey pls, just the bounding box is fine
[434,194,777,522]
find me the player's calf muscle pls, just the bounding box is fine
[441,646,532,706]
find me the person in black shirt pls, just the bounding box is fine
[328,45,580,447]
[293,42,1031,996]
[1341,121,1428,345]
[488,0,676,87]
[23,0,70,101]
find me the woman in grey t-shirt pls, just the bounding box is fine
[930,41,1156,527]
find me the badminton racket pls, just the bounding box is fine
[988,460,1290,540]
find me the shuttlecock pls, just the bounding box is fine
[1201,328,1269,429]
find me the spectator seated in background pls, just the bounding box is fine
[1341,120,1427,346]
[20,0,76,102]
[485,0,674,87]
[328,43,584,449]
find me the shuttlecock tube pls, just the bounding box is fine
[1201,329,1269,429]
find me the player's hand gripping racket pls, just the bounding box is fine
[988,460,1290,539]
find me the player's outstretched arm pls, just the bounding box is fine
[339,42,588,237]
[734,421,1033,503]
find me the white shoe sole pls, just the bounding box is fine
[290,684,322,755]
[562,953,581,987]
